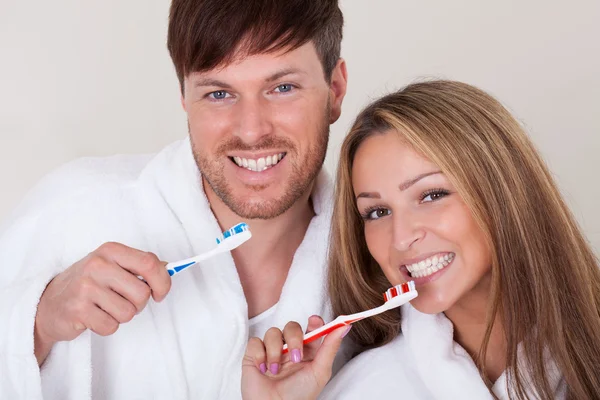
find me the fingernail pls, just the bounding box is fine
[342,325,352,338]
[270,363,279,375]
[291,349,301,363]
[259,363,267,374]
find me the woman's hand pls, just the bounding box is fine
[242,315,350,400]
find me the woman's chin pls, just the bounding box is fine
[409,296,450,315]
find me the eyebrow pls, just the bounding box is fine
[355,170,442,200]
[194,78,232,89]
[193,68,304,89]
[265,68,304,83]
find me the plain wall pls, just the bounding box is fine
[1,0,599,252]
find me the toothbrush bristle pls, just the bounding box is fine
[216,222,250,244]
[383,281,415,302]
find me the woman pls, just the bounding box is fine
[242,80,600,399]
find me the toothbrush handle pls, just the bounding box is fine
[281,317,353,354]
[165,248,218,277]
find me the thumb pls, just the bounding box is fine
[303,315,325,359]
[311,324,351,383]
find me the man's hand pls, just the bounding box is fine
[242,316,350,400]
[34,242,171,365]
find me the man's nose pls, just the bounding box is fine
[233,96,273,145]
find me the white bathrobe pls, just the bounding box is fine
[320,304,566,399]
[0,138,335,400]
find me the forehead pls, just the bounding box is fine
[352,131,437,187]
[186,41,324,85]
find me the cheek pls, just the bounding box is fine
[273,102,306,127]
[188,107,232,145]
[364,224,389,268]
[273,95,327,141]
[463,221,492,276]
[454,206,491,268]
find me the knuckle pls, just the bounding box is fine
[133,286,152,311]
[97,317,119,336]
[247,336,263,346]
[266,345,282,360]
[140,252,160,271]
[246,337,266,359]
[83,255,107,274]
[141,283,152,300]
[98,241,120,254]
[264,327,283,341]
[102,322,119,336]
[283,321,303,347]
[153,276,171,301]
[119,303,137,323]
[283,320,301,333]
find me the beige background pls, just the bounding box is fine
[1,0,599,252]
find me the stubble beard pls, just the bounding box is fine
[191,110,330,220]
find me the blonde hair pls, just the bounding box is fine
[328,80,600,399]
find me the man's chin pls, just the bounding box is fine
[228,202,291,220]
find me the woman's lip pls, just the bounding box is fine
[400,258,454,286]
[399,252,454,267]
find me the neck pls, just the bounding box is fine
[444,273,507,384]
[204,178,316,318]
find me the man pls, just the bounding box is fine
[0,0,347,398]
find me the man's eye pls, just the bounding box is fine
[208,90,230,100]
[274,84,294,93]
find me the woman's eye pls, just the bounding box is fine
[274,84,294,93]
[367,208,391,220]
[208,90,231,100]
[421,189,450,203]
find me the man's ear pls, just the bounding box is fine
[180,79,187,111]
[328,58,348,124]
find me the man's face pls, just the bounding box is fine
[182,42,346,219]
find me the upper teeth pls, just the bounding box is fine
[405,253,454,278]
[233,153,284,172]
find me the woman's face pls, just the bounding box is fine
[352,130,492,314]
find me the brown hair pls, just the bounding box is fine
[167,0,343,92]
[329,80,600,399]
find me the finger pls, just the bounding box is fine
[242,339,269,398]
[263,327,284,375]
[81,304,121,337]
[89,285,138,324]
[90,261,152,313]
[282,321,305,364]
[312,325,352,385]
[303,315,325,360]
[244,337,267,375]
[97,242,171,302]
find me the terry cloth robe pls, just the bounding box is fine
[320,304,567,399]
[0,138,335,400]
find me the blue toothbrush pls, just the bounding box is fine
[165,222,252,277]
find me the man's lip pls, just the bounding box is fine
[227,151,287,159]
[228,155,286,182]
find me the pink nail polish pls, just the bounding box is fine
[291,349,301,363]
[259,363,267,374]
[270,363,279,375]
[342,325,352,338]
